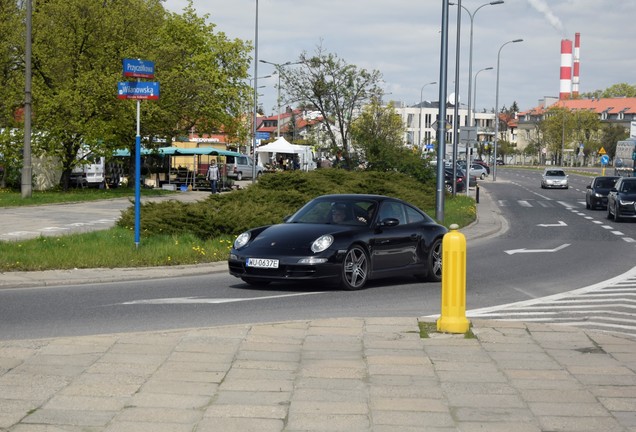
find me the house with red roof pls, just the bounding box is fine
[517,97,636,163]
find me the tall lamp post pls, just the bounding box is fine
[493,38,523,181]
[472,66,492,158]
[450,1,503,128]
[419,81,436,151]
[260,59,301,138]
[251,0,259,183]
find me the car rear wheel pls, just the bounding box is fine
[340,245,369,290]
[236,172,243,181]
[607,203,614,220]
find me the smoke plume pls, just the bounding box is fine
[527,0,565,35]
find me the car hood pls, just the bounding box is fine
[246,223,354,252]
[617,191,636,200]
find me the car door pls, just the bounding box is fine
[370,202,420,272]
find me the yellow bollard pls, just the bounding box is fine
[437,224,470,333]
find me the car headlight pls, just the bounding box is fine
[311,234,333,253]
[594,193,603,198]
[233,232,251,249]
[619,199,635,205]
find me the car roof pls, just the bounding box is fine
[316,194,393,201]
[544,168,566,174]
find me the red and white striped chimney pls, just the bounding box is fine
[559,39,572,100]
[572,32,580,97]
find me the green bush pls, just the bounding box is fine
[117,170,440,240]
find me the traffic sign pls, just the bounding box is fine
[256,132,270,140]
[598,147,607,155]
[600,155,610,165]
[117,82,160,100]
[123,59,155,79]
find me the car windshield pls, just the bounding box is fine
[287,199,378,226]
[545,170,565,177]
[595,178,618,189]
[621,181,636,193]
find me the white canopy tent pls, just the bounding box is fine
[255,137,316,171]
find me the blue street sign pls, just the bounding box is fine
[256,132,270,140]
[600,155,610,165]
[123,59,155,79]
[118,82,160,100]
[425,144,434,150]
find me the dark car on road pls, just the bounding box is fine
[586,176,620,209]
[607,177,636,222]
[228,194,448,290]
[444,168,466,193]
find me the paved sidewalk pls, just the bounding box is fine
[1,317,635,431]
[3,184,635,431]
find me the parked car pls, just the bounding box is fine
[469,163,488,180]
[606,177,636,222]
[473,159,490,174]
[444,168,466,193]
[541,168,569,189]
[226,154,264,181]
[585,176,620,209]
[228,194,448,290]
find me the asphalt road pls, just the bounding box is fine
[1,169,635,340]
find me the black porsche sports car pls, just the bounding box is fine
[228,194,448,290]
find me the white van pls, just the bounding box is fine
[70,152,106,187]
[226,154,264,180]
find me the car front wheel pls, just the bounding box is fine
[340,245,369,290]
[236,172,243,181]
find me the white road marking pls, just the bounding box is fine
[120,291,327,305]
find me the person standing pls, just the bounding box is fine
[207,160,220,194]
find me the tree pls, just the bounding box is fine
[282,45,383,169]
[581,83,636,99]
[600,123,629,160]
[4,0,251,190]
[0,0,26,187]
[350,99,405,170]
[27,0,167,190]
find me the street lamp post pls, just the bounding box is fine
[419,81,436,151]
[450,1,504,128]
[251,0,259,183]
[493,38,523,181]
[472,66,492,158]
[260,59,301,138]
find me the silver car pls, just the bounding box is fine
[541,168,568,189]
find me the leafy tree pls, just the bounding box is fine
[581,83,636,99]
[350,99,403,169]
[0,0,26,187]
[26,0,167,190]
[351,99,431,182]
[3,0,251,191]
[282,45,383,169]
[600,123,629,160]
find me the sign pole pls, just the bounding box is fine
[119,58,158,248]
[135,96,141,248]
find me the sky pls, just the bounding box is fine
[163,0,636,116]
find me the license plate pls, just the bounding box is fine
[246,258,279,269]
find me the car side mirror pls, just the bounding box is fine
[586,185,591,189]
[380,218,400,227]
[610,188,618,193]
